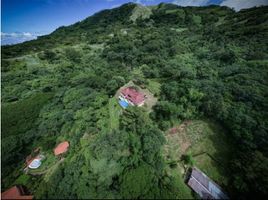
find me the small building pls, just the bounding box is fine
[187,167,229,199]
[54,141,69,156]
[1,185,33,199]
[119,87,145,108]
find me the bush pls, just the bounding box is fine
[181,154,194,166]
[65,48,81,62]
[38,49,57,62]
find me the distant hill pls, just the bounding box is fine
[2,3,267,58]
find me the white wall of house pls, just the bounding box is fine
[119,94,134,106]
[137,101,145,107]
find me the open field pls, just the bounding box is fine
[164,120,233,188]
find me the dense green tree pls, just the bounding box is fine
[1,3,268,199]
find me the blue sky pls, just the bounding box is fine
[2,0,268,45]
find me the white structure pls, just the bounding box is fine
[28,159,42,169]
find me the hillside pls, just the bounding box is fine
[1,3,268,199]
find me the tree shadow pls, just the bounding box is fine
[205,121,234,188]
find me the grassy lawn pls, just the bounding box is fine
[109,97,121,130]
[164,120,233,189]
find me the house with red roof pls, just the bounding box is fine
[1,185,33,200]
[54,141,69,156]
[119,87,145,107]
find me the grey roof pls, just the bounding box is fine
[187,168,229,199]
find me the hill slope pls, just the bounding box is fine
[2,3,268,199]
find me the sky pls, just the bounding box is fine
[2,0,268,45]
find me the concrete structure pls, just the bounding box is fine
[28,159,42,169]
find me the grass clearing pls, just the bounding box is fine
[164,120,233,189]
[187,121,234,187]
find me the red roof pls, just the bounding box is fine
[1,186,33,200]
[121,87,145,105]
[54,141,69,156]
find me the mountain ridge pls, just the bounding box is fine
[2,3,267,59]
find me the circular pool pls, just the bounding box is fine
[28,159,41,169]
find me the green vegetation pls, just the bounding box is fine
[146,79,161,96]
[186,120,233,187]
[1,3,268,199]
[167,167,193,199]
[109,97,121,130]
[14,174,31,186]
[28,154,58,174]
[2,92,53,138]
[1,92,53,187]
[164,120,233,190]
[181,154,194,166]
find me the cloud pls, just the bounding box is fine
[111,4,121,8]
[132,0,143,4]
[1,32,45,45]
[172,0,210,7]
[220,0,268,11]
[23,32,33,37]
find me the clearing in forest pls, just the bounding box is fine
[115,81,158,111]
[164,120,234,188]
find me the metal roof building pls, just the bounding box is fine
[187,167,229,199]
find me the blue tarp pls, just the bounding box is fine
[119,99,129,108]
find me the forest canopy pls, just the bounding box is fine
[1,3,268,199]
